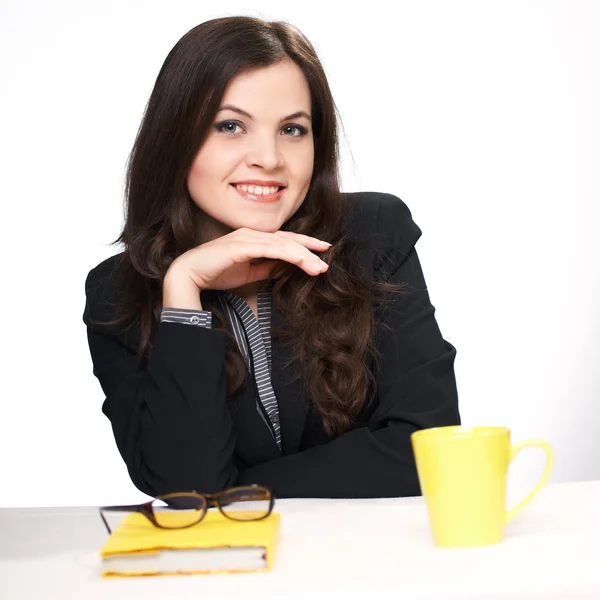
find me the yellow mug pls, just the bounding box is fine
[411,426,554,548]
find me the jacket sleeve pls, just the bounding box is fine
[85,195,459,500]
[235,196,461,497]
[83,265,239,497]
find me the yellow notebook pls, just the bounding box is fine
[100,510,280,577]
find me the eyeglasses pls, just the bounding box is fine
[99,484,275,534]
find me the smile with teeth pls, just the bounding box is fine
[233,184,282,195]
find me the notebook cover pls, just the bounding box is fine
[100,510,280,576]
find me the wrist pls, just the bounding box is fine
[163,262,203,310]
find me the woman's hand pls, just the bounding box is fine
[162,228,330,309]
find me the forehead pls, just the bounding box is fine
[221,60,311,116]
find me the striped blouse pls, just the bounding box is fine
[160,280,281,449]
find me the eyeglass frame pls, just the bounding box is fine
[99,484,275,534]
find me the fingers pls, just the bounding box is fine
[274,230,332,250]
[297,253,329,275]
[233,229,330,276]
[277,235,330,275]
[236,227,331,250]
[274,242,329,275]
[240,241,328,276]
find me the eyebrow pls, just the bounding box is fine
[217,104,312,122]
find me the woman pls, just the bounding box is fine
[83,16,460,499]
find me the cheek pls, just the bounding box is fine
[289,146,315,187]
[187,153,210,193]
[188,142,238,188]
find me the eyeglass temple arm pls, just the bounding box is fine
[99,510,112,534]
[99,504,146,512]
[99,504,146,535]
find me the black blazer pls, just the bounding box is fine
[83,192,460,499]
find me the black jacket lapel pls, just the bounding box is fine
[270,301,309,456]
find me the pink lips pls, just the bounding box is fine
[231,184,284,203]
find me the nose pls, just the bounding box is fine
[244,133,283,171]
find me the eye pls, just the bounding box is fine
[213,121,308,137]
[214,120,244,135]
[281,124,308,137]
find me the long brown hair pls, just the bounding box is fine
[101,16,404,437]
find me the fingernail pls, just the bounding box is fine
[321,241,332,246]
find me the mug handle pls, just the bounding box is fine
[505,439,554,523]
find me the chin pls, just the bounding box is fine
[232,216,283,233]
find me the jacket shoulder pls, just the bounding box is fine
[83,252,126,327]
[342,191,422,259]
[85,252,122,286]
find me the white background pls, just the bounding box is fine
[1,0,598,507]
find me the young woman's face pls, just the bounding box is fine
[187,59,315,239]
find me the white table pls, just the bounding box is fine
[1,480,600,600]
